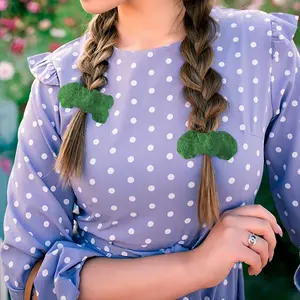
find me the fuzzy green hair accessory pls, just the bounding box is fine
[58,82,114,123]
[177,130,238,160]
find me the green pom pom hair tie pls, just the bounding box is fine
[58,83,236,160]
[177,130,238,160]
[58,82,114,124]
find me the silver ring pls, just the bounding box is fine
[248,233,257,247]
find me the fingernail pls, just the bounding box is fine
[269,250,274,262]
[277,224,283,237]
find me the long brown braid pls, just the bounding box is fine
[55,9,118,187]
[181,0,229,226]
[55,1,228,227]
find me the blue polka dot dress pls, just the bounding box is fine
[1,7,300,300]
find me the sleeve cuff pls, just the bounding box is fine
[33,240,106,300]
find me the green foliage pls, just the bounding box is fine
[0,0,91,119]
[246,167,299,300]
[58,82,114,123]
[177,130,238,160]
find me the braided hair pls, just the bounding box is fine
[55,1,228,226]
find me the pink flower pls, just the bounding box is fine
[272,0,285,6]
[49,42,61,52]
[0,18,17,31]
[50,28,66,38]
[10,38,26,55]
[38,19,52,30]
[0,0,7,11]
[293,2,300,11]
[0,27,7,39]
[64,17,76,27]
[26,1,41,13]
[0,61,15,80]
[247,0,264,9]
[0,158,12,174]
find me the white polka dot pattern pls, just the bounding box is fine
[1,8,300,300]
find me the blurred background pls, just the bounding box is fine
[0,1,299,299]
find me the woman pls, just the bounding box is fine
[1,0,299,299]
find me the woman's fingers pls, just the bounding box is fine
[222,214,277,261]
[223,204,283,237]
[242,232,269,268]
[243,216,277,261]
[216,205,281,279]
[238,244,262,276]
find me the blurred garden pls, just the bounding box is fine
[0,1,300,299]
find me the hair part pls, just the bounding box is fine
[55,0,228,227]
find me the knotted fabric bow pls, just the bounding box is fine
[58,82,114,123]
[177,130,238,160]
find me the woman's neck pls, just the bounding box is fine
[116,0,186,51]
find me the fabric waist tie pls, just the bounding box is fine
[73,230,205,259]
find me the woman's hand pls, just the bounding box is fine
[190,204,283,289]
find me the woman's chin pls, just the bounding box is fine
[79,0,124,14]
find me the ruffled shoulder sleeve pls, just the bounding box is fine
[27,52,59,86]
[269,12,299,42]
[265,10,300,293]
[26,34,89,88]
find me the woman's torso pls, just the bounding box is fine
[55,7,272,254]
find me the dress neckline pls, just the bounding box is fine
[113,38,183,55]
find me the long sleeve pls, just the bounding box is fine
[0,54,104,300]
[264,13,300,291]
